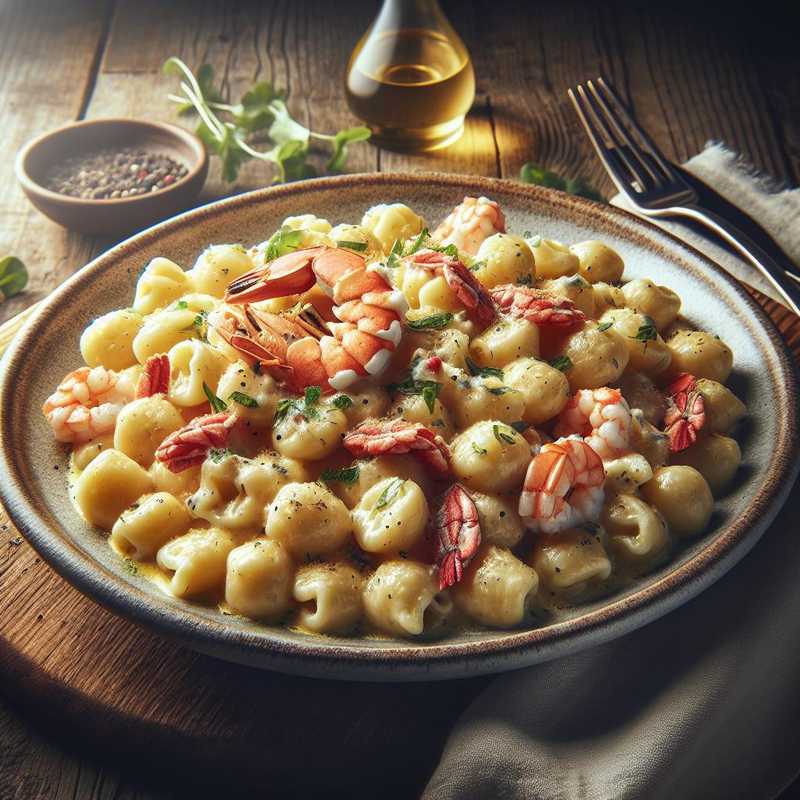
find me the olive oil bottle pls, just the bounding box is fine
[346,0,475,152]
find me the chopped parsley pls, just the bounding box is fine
[203,382,228,412]
[406,227,429,256]
[487,385,513,396]
[332,394,353,410]
[263,226,304,261]
[208,448,234,463]
[631,315,658,342]
[174,300,189,310]
[387,370,441,414]
[375,478,406,510]
[229,391,258,408]
[407,312,454,331]
[274,385,323,424]
[320,465,360,484]
[550,355,573,372]
[493,423,517,445]
[337,240,367,252]
[597,321,614,332]
[471,442,488,455]
[465,357,504,380]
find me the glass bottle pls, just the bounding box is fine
[345,0,475,152]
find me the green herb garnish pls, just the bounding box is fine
[264,226,304,260]
[229,391,258,408]
[333,394,353,410]
[320,465,360,485]
[465,357,504,380]
[550,355,573,372]
[406,227,429,256]
[174,300,189,310]
[164,57,370,183]
[375,478,406,510]
[493,424,517,445]
[407,312,454,331]
[336,240,368,252]
[471,442,488,455]
[208,448,234,463]
[0,256,28,300]
[274,385,323,424]
[203,382,228,412]
[597,321,614,332]
[520,162,604,202]
[631,316,658,342]
[487,385,513,396]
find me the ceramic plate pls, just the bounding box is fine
[1,173,797,681]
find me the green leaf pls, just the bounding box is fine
[203,382,228,412]
[197,122,250,183]
[520,161,604,202]
[406,227,429,256]
[208,448,234,463]
[597,321,614,332]
[320,465,360,484]
[165,61,225,116]
[327,126,371,173]
[465,357,504,380]
[406,312,454,331]
[492,423,517,445]
[229,391,258,408]
[267,99,310,145]
[263,226,305,261]
[421,383,440,414]
[336,240,368,252]
[305,385,321,407]
[631,316,658,342]
[0,256,28,300]
[333,394,353,410]
[520,162,566,191]
[274,398,296,425]
[565,176,605,202]
[375,478,405,510]
[231,81,283,132]
[487,385,513,396]
[471,442,488,456]
[174,300,189,310]
[550,355,573,372]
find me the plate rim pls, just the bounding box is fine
[1,171,798,681]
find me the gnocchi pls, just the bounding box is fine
[50,195,746,642]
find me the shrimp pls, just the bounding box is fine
[432,196,506,255]
[401,249,496,328]
[154,412,237,473]
[222,246,407,393]
[343,418,451,474]
[663,372,706,452]
[435,483,481,589]
[136,354,170,398]
[553,387,633,460]
[519,437,605,534]
[490,284,586,329]
[42,366,136,443]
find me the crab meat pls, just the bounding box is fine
[663,372,706,453]
[135,354,170,398]
[490,284,585,328]
[343,419,451,474]
[154,412,237,473]
[435,483,481,589]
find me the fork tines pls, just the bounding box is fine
[568,77,682,198]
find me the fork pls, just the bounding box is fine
[568,77,800,316]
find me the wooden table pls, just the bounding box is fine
[0,2,797,798]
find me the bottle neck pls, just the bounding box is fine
[376,0,446,29]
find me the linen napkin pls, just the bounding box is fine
[423,147,800,800]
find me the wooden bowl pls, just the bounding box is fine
[15,118,208,237]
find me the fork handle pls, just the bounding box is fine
[669,204,800,316]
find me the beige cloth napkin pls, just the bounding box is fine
[423,146,800,800]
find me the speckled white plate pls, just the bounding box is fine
[1,173,797,681]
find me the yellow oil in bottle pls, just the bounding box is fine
[346,18,475,151]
